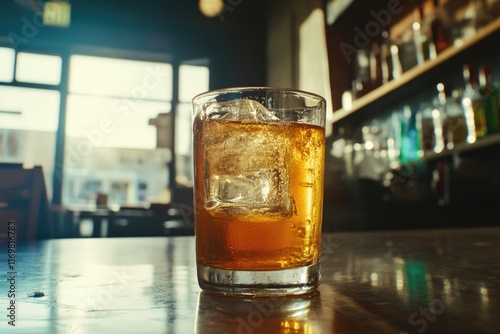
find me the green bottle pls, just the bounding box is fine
[479,65,500,134]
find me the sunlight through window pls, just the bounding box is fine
[176,64,209,186]
[179,65,209,102]
[64,55,175,207]
[16,52,62,85]
[69,55,172,100]
[0,47,15,82]
[0,87,60,131]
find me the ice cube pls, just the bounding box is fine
[206,170,292,220]
[202,108,292,220]
[206,168,290,209]
[204,99,280,122]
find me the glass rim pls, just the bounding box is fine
[192,86,326,104]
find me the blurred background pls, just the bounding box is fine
[0,0,499,238]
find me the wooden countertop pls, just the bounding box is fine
[0,227,499,333]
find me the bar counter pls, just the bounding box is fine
[0,227,499,333]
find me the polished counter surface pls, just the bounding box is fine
[0,227,499,333]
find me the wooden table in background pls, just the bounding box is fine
[0,227,499,333]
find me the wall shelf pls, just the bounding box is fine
[422,133,500,162]
[331,17,500,124]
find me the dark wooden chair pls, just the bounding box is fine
[0,164,53,240]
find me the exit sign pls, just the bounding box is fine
[43,1,71,28]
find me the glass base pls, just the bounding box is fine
[197,262,321,297]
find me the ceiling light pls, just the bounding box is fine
[199,0,224,18]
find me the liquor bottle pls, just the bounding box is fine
[380,31,395,84]
[455,0,493,44]
[359,120,386,180]
[380,30,402,83]
[479,64,500,134]
[390,44,403,81]
[441,84,468,149]
[472,0,492,32]
[434,159,450,206]
[419,99,444,154]
[492,0,500,17]
[430,0,451,54]
[397,8,421,72]
[416,0,437,63]
[369,40,383,90]
[387,111,401,170]
[461,64,487,142]
[352,48,372,98]
[399,105,422,164]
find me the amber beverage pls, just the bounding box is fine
[192,88,326,297]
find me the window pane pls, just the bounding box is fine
[0,87,59,199]
[176,65,208,187]
[64,94,172,207]
[0,86,60,131]
[179,65,209,102]
[175,103,193,156]
[62,141,171,207]
[16,52,62,85]
[0,47,15,82]
[66,95,170,149]
[69,55,172,100]
[175,103,193,187]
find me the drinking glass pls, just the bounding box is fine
[192,87,326,296]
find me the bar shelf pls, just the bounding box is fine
[421,133,500,162]
[331,17,500,125]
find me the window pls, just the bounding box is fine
[63,55,173,208]
[0,47,210,210]
[0,48,61,199]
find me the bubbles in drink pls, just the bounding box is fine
[202,100,292,220]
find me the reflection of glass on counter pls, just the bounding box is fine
[195,291,322,334]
